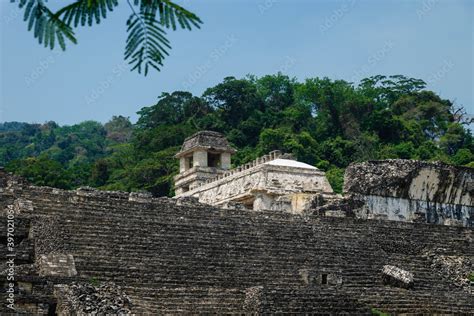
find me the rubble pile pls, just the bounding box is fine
[424,250,473,294]
[55,282,133,315]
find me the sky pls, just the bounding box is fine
[0,0,473,125]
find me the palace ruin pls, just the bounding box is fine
[0,130,473,314]
[174,131,335,213]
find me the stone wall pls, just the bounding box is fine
[344,159,474,227]
[1,169,473,314]
[177,152,334,212]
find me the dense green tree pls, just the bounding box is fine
[136,92,209,129]
[6,157,72,189]
[203,77,262,128]
[255,74,295,112]
[440,123,471,155]
[451,149,474,166]
[104,116,133,143]
[90,159,110,187]
[325,168,345,194]
[2,74,472,196]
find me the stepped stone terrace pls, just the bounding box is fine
[1,166,474,314]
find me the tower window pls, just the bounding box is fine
[208,153,221,168]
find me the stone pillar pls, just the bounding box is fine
[221,152,231,170]
[193,150,208,167]
[179,157,186,172]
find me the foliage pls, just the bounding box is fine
[468,272,474,282]
[2,74,473,196]
[104,116,133,143]
[325,168,345,194]
[89,277,100,287]
[6,157,72,189]
[11,0,202,75]
[371,308,390,316]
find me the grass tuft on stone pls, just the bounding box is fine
[89,277,100,287]
[468,272,474,282]
[371,308,390,316]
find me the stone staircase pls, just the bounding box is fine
[1,176,473,314]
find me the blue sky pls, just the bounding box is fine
[1,0,473,125]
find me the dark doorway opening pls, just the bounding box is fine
[321,274,328,285]
[208,153,221,167]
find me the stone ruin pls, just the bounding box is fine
[174,131,473,227]
[381,265,414,289]
[344,159,473,227]
[0,131,473,314]
[174,131,336,213]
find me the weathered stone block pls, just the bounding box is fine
[243,286,263,313]
[128,191,152,203]
[382,265,414,289]
[38,253,77,277]
[344,160,474,227]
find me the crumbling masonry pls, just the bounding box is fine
[1,170,473,313]
[0,131,473,314]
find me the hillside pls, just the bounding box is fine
[1,74,473,196]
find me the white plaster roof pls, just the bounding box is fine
[265,158,318,170]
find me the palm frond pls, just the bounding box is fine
[54,0,119,27]
[125,11,171,76]
[12,0,77,50]
[133,0,202,31]
[12,0,202,75]
[124,0,202,75]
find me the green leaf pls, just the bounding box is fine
[13,0,202,75]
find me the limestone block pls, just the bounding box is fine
[221,201,248,210]
[75,186,98,197]
[291,193,314,214]
[243,286,263,313]
[17,281,33,294]
[14,198,34,214]
[128,191,153,203]
[272,195,293,213]
[382,265,414,289]
[444,218,464,227]
[253,193,274,211]
[38,253,77,277]
[299,268,311,285]
[324,210,347,218]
